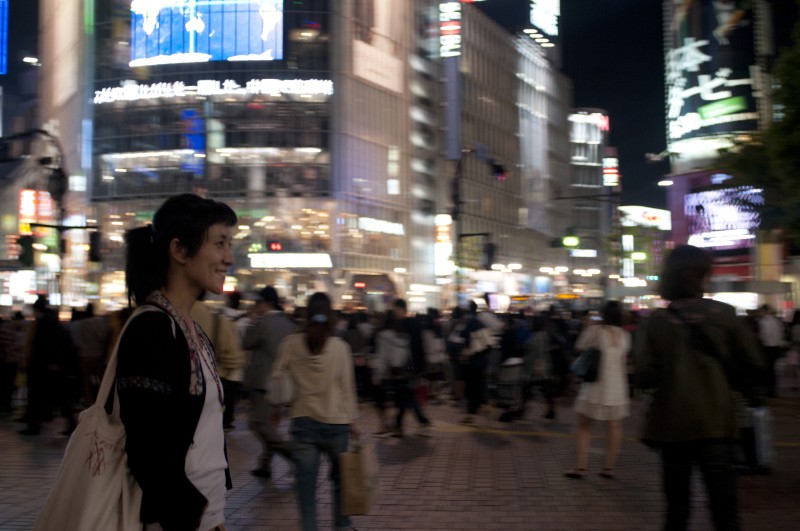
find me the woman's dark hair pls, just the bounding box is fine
[658,244,712,301]
[305,292,333,355]
[125,193,237,306]
[601,300,624,327]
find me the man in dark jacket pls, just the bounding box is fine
[635,245,762,530]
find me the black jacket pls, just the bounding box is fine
[116,308,232,531]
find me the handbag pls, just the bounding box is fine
[340,439,379,516]
[571,347,601,382]
[266,370,296,405]
[33,307,157,531]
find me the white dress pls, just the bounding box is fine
[573,325,631,421]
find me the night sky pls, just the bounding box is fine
[477,0,672,209]
[3,1,671,207]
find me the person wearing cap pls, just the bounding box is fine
[242,286,296,479]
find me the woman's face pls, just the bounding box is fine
[184,223,234,295]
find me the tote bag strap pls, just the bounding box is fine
[96,305,176,419]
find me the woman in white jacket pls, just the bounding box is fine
[565,301,630,479]
[272,292,360,531]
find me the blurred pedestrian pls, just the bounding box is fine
[457,301,493,425]
[758,304,784,397]
[20,296,79,436]
[75,303,111,408]
[242,286,296,478]
[524,313,557,421]
[191,298,247,430]
[373,299,432,437]
[118,193,236,530]
[565,301,630,479]
[0,312,26,416]
[635,244,762,530]
[272,292,360,531]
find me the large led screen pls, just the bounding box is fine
[130,0,284,67]
[685,186,762,250]
[666,0,758,142]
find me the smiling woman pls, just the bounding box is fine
[116,193,238,530]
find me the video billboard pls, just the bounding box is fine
[130,0,284,67]
[684,186,762,250]
[666,0,758,142]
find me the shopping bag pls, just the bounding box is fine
[340,440,379,516]
[33,307,157,530]
[266,370,296,406]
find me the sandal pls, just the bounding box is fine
[564,468,586,479]
[599,468,615,479]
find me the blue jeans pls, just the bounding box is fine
[291,417,352,531]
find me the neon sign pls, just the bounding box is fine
[93,78,334,104]
[439,2,462,58]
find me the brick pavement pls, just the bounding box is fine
[1,388,798,531]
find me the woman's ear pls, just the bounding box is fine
[169,237,188,265]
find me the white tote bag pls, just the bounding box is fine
[33,308,160,531]
[266,370,296,405]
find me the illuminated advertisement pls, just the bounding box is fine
[0,0,7,75]
[353,0,404,93]
[530,0,559,37]
[619,206,672,231]
[130,0,284,67]
[685,186,762,250]
[666,0,758,142]
[439,1,462,58]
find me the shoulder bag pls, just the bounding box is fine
[571,347,601,382]
[33,306,169,530]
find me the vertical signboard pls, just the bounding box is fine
[0,0,7,75]
[440,1,462,159]
[666,0,759,143]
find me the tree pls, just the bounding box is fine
[713,20,800,243]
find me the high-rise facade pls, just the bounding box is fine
[17,0,575,311]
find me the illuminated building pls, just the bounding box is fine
[22,0,574,311]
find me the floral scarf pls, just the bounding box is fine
[146,291,223,405]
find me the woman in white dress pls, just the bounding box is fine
[565,300,630,479]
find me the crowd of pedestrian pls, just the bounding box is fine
[4,228,799,530]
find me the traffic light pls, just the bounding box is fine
[17,235,34,267]
[482,242,496,270]
[267,241,283,252]
[89,231,102,262]
[489,159,507,181]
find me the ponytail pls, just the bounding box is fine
[125,224,164,307]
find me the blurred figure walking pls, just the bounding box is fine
[272,292,360,531]
[243,286,296,478]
